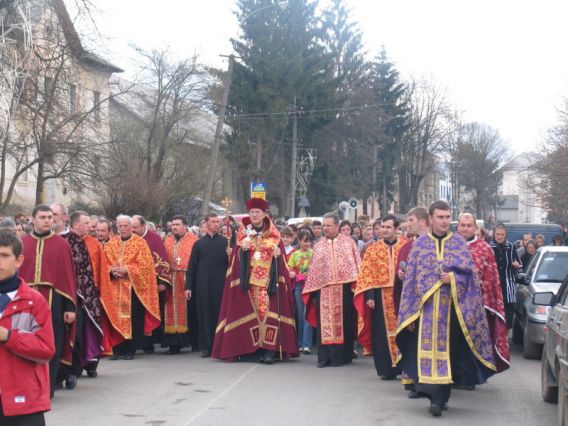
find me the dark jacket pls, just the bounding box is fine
[0,278,55,417]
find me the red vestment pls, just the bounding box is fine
[303,234,360,345]
[20,233,77,366]
[212,218,298,360]
[468,237,510,372]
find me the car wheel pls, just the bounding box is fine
[512,315,523,345]
[559,376,567,426]
[523,323,542,359]
[542,346,558,402]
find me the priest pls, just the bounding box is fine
[185,212,230,357]
[163,214,197,354]
[104,215,160,360]
[132,215,172,353]
[82,215,124,361]
[212,198,297,364]
[355,214,406,379]
[60,211,104,388]
[397,201,496,417]
[458,212,510,375]
[20,204,77,398]
[303,212,360,368]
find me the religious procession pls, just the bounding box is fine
[0,195,523,425]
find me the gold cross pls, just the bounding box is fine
[221,197,233,218]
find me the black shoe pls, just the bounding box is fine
[408,390,420,399]
[381,374,397,381]
[86,370,98,378]
[465,385,475,391]
[110,354,121,360]
[201,350,211,358]
[429,403,443,417]
[143,346,155,354]
[123,354,134,360]
[263,353,274,365]
[317,361,329,368]
[166,347,181,355]
[65,374,77,390]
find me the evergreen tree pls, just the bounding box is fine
[368,48,409,214]
[226,0,336,214]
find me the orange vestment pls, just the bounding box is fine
[163,232,197,334]
[103,234,160,339]
[355,239,405,362]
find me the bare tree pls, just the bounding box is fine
[0,0,123,209]
[397,78,452,213]
[453,122,510,219]
[101,48,211,219]
[523,101,568,223]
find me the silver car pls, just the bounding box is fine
[536,276,568,425]
[514,246,568,359]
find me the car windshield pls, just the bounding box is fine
[534,252,568,283]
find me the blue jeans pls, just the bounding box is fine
[293,284,313,348]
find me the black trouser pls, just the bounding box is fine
[0,404,45,426]
[370,289,400,378]
[113,290,146,355]
[316,285,355,366]
[504,303,515,329]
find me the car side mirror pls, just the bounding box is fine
[533,292,555,306]
[517,273,527,285]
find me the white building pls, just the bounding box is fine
[497,154,547,223]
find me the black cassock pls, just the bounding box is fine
[186,233,229,352]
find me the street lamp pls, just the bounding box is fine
[289,69,326,218]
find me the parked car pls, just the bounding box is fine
[514,246,568,359]
[503,223,563,247]
[535,276,568,425]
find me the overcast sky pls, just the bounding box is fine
[76,0,568,154]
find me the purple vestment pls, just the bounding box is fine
[396,233,496,384]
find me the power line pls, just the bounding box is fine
[227,103,386,119]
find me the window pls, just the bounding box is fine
[534,252,568,283]
[93,91,100,122]
[68,84,76,115]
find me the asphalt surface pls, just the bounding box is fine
[46,343,557,426]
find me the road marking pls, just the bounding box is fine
[182,364,259,425]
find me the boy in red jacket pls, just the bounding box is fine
[0,230,55,425]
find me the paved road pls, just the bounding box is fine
[46,343,556,426]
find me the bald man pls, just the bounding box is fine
[458,213,510,377]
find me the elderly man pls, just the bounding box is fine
[104,215,160,360]
[303,212,360,368]
[50,202,70,235]
[213,198,297,364]
[397,201,496,417]
[458,213,509,376]
[132,215,171,353]
[20,205,76,398]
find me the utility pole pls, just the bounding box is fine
[290,95,298,218]
[201,55,234,216]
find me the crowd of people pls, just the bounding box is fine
[2,198,568,424]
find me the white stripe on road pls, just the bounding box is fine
[182,364,259,425]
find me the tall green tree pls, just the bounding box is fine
[226,0,336,215]
[308,0,370,212]
[368,48,410,215]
